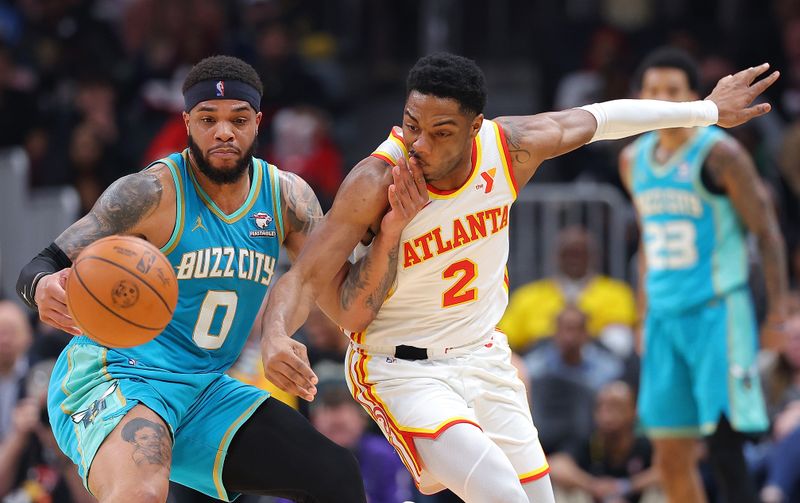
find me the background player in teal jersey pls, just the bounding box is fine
[620,48,791,503]
[15,55,428,503]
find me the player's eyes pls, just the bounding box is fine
[200,117,215,123]
[235,118,248,125]
[405,124,418,132]
[436,131,451,138]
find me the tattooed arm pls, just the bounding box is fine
[29,165,175,334]
[261,157,426,401]
[704,138,789,349]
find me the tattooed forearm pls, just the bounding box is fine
[120,417,171,466]
[55,172,163,259]
[496,118,532,165]
[279,171,323,236]
[707,141,789,312]
[340,245,399,318]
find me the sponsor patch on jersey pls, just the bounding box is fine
[250,211,276,237]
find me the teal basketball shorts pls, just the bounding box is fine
[47,338,269,501]
[638,288,768,438]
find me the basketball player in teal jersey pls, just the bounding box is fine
[15,56,428,503]
[620,48,790,503]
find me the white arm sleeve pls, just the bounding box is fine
[579,99,719,143]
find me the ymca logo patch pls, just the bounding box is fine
[476,168,497,193]
[216,80,225,97]
[250,211,276,238]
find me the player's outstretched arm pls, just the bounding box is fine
[495,63,779,187]
[262,157,399,401]
[16,165,174,335]
[703,138,789,348]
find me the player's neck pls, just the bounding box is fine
[428,149,474,192]
[188,154,252,214]
[655,127,695,153]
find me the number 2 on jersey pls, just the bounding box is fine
[192,290,238,349]
[442,259,478,307]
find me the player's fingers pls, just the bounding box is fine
[742,102,772,121]
[740,63,770,85]
[405,156,428,196]
[290,340,317,384]
[46,281,69,305]
[275,360,317,400]
[749,70,780,97]
[41,312,81,336]
[390,168,410,211]
[387,185,405,214]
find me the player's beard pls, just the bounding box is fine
[187,135,257,185]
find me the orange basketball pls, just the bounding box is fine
[66,235,178,348]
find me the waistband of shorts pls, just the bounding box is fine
[349,333,495,360]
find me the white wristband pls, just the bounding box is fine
[579,99,719,143]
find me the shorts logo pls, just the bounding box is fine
[71,381,118,426]
[216,80,225,97]
[250,211,276,238]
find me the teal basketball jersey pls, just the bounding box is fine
[630,127,748,313]
[110,150,284,373]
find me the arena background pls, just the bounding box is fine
[0,1,799,502]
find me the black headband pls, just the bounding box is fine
[183,79,261,112]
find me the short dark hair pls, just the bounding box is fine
[182,55,263,96]
[634,47,700,92]
[406,53,487,116]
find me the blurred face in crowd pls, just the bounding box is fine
[0,301,32,374]
[305,307,348,354]
[184,99,262,185]
[594,381,636,435]
[401,91,482,187]
[557,227,593,280]
[554,305,589,361]
[783,314,800,370]
[311,392,367,449]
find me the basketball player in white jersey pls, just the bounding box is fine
[260,53,779,502]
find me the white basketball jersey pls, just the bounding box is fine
[349,119,519,348]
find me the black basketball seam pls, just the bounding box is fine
[66,288,119,345]
[75,255,174,315]
[72,265,166,331]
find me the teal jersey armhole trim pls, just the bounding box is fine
[268,162,284,243]
[159,155,185,255]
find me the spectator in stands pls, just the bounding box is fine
[0,359,94,503]
[757,313,800,503]
[0,300,32,441]
[267,107,344,210]
[549,381,660,503]
[501,226,637,355]
[524,304,625,393]
[310,381,413,503]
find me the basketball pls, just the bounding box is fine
[66,235,178,348]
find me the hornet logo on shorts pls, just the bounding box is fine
[216,80,225,97]
[71,381,118,426]
[250,211,276,238]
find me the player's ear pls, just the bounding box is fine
[255,111,263,131]
[182,111,191,135]
[471,114,484,139]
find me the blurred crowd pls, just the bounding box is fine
[2,0,800,502]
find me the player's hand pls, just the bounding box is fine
[706,63,780,128]
[261,334,318,401]
[380,155,429,239]
[11,398,42,437]
[34,269,82,336]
